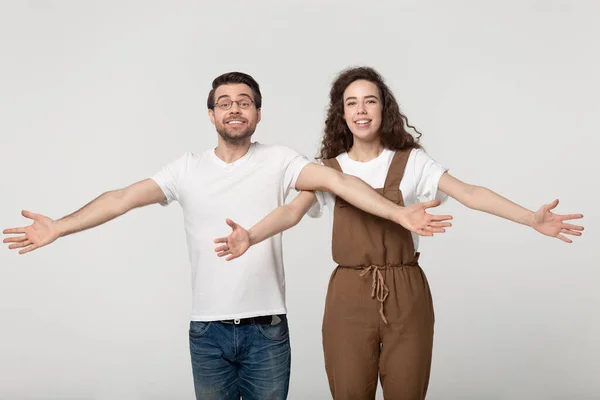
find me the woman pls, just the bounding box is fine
[213,67,584,399]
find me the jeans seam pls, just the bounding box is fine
[234,324,238,359]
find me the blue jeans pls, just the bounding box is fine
[189,315,291,400]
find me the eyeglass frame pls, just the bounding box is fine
[212,98,256,111]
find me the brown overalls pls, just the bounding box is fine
[321,149,435,400]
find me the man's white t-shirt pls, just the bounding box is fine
[312,148,449,252]
[151,142,312,321]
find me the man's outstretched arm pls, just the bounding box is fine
[3,179,166,254]
[295,163,452,236]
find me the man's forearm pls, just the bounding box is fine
[56,190,130,237]
[295,163,404,225]
[329,173,400,223]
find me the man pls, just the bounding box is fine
[3,72,451,399]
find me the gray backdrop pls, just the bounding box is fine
[1,1,598,399]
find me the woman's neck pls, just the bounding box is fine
[347,139,384,162]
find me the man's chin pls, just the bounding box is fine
[217,128,255,143]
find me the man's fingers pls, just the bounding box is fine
[225,255,238,261]
[214,245,229,252]
[21,210,38,220]
[546,199,559,212]
[19,244,38,255]
[556,234,572,243]
[561,229,582,237]
[429,222,452,228]
[416,228,434,237]
[225,218,238,229]
[3,227,26,235]
[217,250,231,258]
[214,237,227,244]
[561,223,584,231]
[429,214,453,222]
[559,214,584,222]
[9,240,31,249]
[3,235,28,243]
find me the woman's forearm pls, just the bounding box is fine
[466,186,534,227]
[248,205,302,246]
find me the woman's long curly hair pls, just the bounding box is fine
[318,66,422,159]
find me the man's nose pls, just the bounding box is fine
[230,101,243,112]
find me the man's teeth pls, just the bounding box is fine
[227,120,244,124]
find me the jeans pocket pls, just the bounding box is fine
[189,321,212,337]
[256,315,289,341]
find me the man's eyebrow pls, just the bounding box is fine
[216,93,253,102]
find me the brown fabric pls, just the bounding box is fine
[321,150,435,400]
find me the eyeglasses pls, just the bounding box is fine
[213,99,255,110]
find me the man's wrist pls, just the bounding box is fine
[248,228,258,246]
[525,211,536,228]
[54,219,67,237]
[392,206,406,226]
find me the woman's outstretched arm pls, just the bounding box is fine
[438,173,584,243]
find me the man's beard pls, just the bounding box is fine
[216,124,256,144]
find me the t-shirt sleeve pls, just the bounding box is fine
[281,147,310,195]
[413,149,449,203]
[150,152,190,206]
[306,188,328,218]
[305,159,333,219]
[279,146,327,218]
